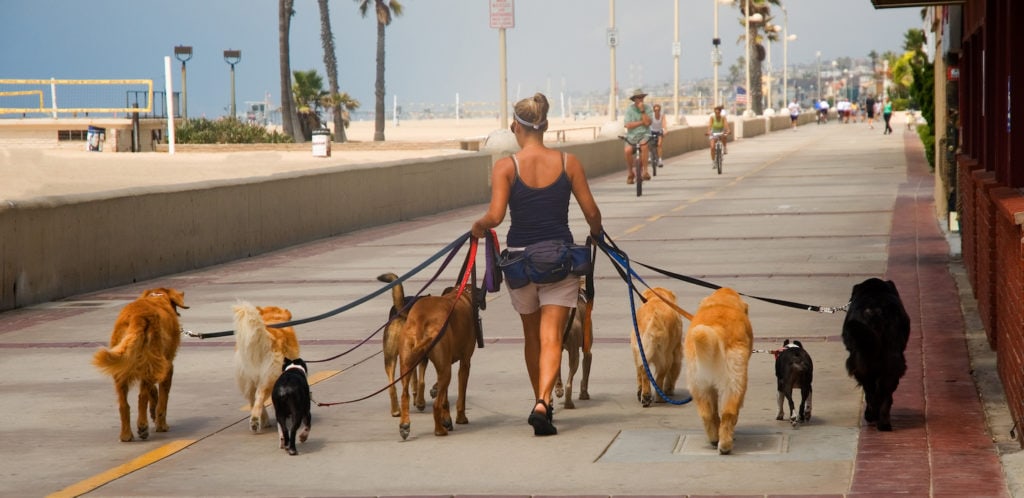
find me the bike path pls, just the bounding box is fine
[0,119,1013,497]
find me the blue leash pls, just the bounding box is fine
[598,232,692,406]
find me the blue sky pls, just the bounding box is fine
[0,0,924,118]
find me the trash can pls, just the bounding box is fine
[312,128,331,157]
[86,126,106,152]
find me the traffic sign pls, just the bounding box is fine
[490,0,514,29]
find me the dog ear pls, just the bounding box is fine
[783,339,791,347]
[793,340,803,348]
[168,288,189,311]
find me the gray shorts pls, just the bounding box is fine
[508,275,580,314]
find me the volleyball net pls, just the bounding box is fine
[0,79,154,116]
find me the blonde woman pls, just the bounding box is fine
[471,93,603,436]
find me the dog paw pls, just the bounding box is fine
[155,422,169,433]
[279,437,285,449]
[299,429,310,443]
[287,447,298,456]
[415,401,426,412]
[456,414,468,425]
[776,414,785,421]
[137,426,149,440]
[717,443,733,455]
[579,391,590,400]
[429,384,439,399]
[564,399,575,410]
[120,432,134,442]
[877,421,893,431]
[555,385,564,398]
[442,417,454,431]
[250,417,262,433]
[641,394,653,408]
[399,423,410,441]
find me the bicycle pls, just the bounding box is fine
[708,131,727,175]
[648,131,663,177]
[619,134,651,197]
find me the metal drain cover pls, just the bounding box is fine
[675,433,786,455]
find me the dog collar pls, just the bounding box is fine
[284,364,307,375]
[785,343,801,349]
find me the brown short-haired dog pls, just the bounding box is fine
[397,285,482,440]
[93,288,188,442]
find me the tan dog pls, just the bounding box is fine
[232,302,300,433]
[93,288,188,442]
[684,287,753,454]
[631,287,684,407]
[378,272,429,417]
[397,285,481,440]
[555,282,594,409]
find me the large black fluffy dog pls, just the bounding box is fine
[775,339,813,427]
[272,358,311,455]
[842,278,910,431]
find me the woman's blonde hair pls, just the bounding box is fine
[513,93,549,132]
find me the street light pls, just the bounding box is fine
[816,51,822,101]
[608,0,617,120]
[765,23,779,111]
[173,45,192,119]
[223,49,241,119]
[831,60,838,102]
[711,0,730,108]
[781,7,796,105]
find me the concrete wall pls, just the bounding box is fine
[0,118,165,151]
[0,120,786,311]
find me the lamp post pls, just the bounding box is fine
[173,45,192,119]
[781,7,796,105]
[607,0,617,120]
[816,51,822,101]
[223,49,241,119]
[673,0,680,121]
[712,0,729,107]
[831,60,838,102]
[765,23,778,111]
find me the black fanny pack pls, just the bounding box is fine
[499,240,593,289]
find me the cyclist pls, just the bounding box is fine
[623,89,652,184]
[649,104,666,167]
[706,105,730,163]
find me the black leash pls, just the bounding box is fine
[595,232,848,314]
[184,232,472,340]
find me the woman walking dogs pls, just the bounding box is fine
[471,93,604,436]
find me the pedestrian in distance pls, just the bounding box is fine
[865,96,876,129]
[787,99,800,130]
[471,93,604,437]
[882,99,894,135]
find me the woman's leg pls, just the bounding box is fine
[519,311,542,397]
[535,304,570,406]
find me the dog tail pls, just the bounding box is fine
[377,272,409,318]
[688,324,724,362]
[92,318,162,380]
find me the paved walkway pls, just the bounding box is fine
[1,118,1019,497]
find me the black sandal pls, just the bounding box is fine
[528,399,557,436]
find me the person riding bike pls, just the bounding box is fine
[623,89,653,184]
[650,104,666,167]
[706,105,730,163]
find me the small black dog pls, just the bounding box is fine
[842,278,910,431]
[271,358,311,455]
[775,339,814,427]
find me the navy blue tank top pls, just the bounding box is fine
[506,153,573,248]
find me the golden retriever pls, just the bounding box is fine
[232,302,300,433]
[397,285,480,440]
[684,287,753,454]
[93,287,188,442]
[378,272,429,417]
[631,287,685,407]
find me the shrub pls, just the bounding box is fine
[175,118,293,144]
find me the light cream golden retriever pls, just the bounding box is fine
[684,287,753,454]
[232,302,300,433]
[631,287,684,407]
[93,288,188,442]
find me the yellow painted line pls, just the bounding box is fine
[238,369,342,411]
[48,439,195,498]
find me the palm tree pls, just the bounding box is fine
[317,0,347,143]
[293,69,328,140]
[356,0,403,142]
[734,0,780,115]
[279,0,304,142]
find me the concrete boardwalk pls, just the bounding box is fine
[0,119,1016,497]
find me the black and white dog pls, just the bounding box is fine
[774,339,813,427]
[841,278,910,431]
[272,358,311,455]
